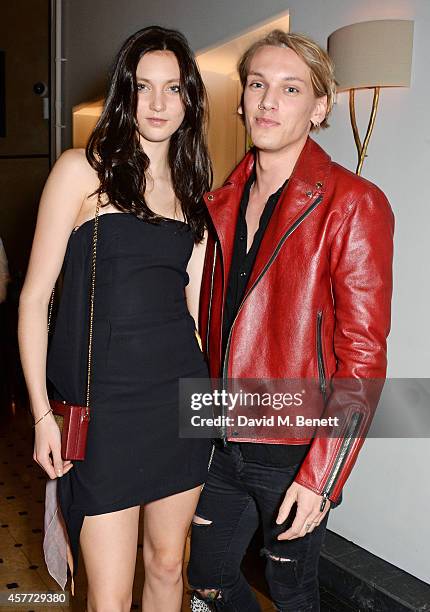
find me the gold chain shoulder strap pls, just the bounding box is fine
[47,199,101,409]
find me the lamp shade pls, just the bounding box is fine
[328,20,413,91]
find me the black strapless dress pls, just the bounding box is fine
[47,213,211,575]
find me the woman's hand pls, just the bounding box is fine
[33,411,73,479]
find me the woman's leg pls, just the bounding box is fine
[142,485,202,612]
[80,505,140,612]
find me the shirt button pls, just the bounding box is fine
[239,235,246,241]
[240,271,247,277]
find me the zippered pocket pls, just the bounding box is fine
[200,443,216,493]
[316,311,327,398]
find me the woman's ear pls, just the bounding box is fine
[237,104,243,116]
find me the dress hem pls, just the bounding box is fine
[78,475,207,517]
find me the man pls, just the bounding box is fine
[188,30,394,611]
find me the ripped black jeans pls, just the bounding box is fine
[187,443,329,612]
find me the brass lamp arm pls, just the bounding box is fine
[349,86,380,175]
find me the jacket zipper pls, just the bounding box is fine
[200,443,216,492]
[221,195,323,438]
[316,311,327,398]
[319,411,363,511]
[206,241,217,356]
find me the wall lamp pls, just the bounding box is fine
[328,20,413,175]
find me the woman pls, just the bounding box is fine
[18,26,212,611]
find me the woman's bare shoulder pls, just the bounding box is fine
[54,148,97,176]
[48,148,99,197]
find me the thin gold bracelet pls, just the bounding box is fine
[33,407,53,427]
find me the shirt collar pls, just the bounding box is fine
[240,165,289,215]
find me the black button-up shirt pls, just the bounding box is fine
[222,168,310,467]
[222,170,287,348]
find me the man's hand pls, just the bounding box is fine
[276,482,330,540]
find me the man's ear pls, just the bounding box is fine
[311,95,328,126]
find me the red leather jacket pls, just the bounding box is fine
[199,138,394,503]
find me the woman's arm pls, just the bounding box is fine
[185,230,208,332]
[18,148,97,479]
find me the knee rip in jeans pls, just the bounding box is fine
[190,517,219,605]
[192,514,213,526]
[261,547,295,563]
[261,547,300,587]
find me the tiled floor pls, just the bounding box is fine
[0,400,276,612]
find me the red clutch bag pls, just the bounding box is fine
[47,201,100,461]
[50,400,90,461]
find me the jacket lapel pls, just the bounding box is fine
[244,139,331,293]
[204,138,331,305]
[204,151,254,289]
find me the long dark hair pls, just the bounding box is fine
[86,26,212,242]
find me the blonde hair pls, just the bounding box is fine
[238,30,336,130]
